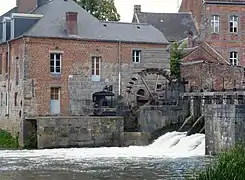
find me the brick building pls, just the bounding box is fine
[179,0,245,66]
[181,40,244,91]
[0,0,170,143]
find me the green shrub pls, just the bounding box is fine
[0,129,19,149]
[170,41,186,80]
[193,145,245,180]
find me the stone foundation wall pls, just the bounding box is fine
[204,104,245,155]
[121,132,151,146]
[36,116,124,149]
[138,104,189,134]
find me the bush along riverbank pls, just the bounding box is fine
[192,145,245,180]
[0,129,19,149]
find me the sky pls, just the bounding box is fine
[0,0,181,22]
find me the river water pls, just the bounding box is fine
[0,132,211,180]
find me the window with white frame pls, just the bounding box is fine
[210,15,220,33]
[230,15,238,33]
[50,53,61,74]
[91,56,101,81]
[132,50,141,63]
[230,51,238,65]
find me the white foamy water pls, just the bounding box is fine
[0,131,205,160]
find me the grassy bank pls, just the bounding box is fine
[192,145,245,180]
[0,129,19,149]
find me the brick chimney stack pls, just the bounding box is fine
[16,0,36,13]
[134,5,141,13]
[16,0,49,13]
[66,12,78,36]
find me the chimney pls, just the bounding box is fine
[16,0,48,13]
[66,12,78,36]
[187,31,194,48]
[134,5,141,13]
[37,0,49,6]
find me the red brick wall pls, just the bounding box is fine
[204,3,245,65]
[24,37,167,115]
[181,62,244,91]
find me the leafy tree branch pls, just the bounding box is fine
[73,0,120,21]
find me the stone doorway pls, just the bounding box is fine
[23,119,37,149]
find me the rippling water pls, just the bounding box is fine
[0,132,211,180]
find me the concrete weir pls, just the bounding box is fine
[182,91,245,155]
[27,116,124,149]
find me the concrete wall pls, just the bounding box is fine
[36,116,124,149]
[122,132,151,146]
[138,104,189,134]
[205,104,237,155]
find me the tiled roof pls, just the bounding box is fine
[1,0,169,44]
[133,12,198,42]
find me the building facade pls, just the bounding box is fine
[179,0,245,66]
[0,0,170,144]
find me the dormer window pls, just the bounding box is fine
[230,15,238,33]
[2,17,11,42]
[210,15,219,33]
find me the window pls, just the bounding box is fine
[5,52,8,73]
[230,51,238,65]
[0,54,2,74]
[132,50,141,63]
[91,56,101,81]
[50,87,60,100]
[210,15,219,33]
[230,15,238,33]
[50,53,61,74]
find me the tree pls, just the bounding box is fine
[170,41,186,80]
[73,0,120,21]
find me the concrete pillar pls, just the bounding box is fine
[190,95,202,120]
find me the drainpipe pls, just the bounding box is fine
[6,41,10,116]
[118,41,122,96]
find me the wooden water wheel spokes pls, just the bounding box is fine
[126,68,176,110]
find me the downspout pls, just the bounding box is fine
[6,41,10,116]
[118,41,122,96]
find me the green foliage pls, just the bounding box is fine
[170,41,186,79]
[192,145,245,180]
[0,129,19,149]
[73,0,120,21]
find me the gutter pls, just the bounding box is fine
[6,41,10,116]
[118,41,122,96]
[0,35,168,46]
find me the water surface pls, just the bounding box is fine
[0,131,210,180]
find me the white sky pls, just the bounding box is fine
[0,0,181,22]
